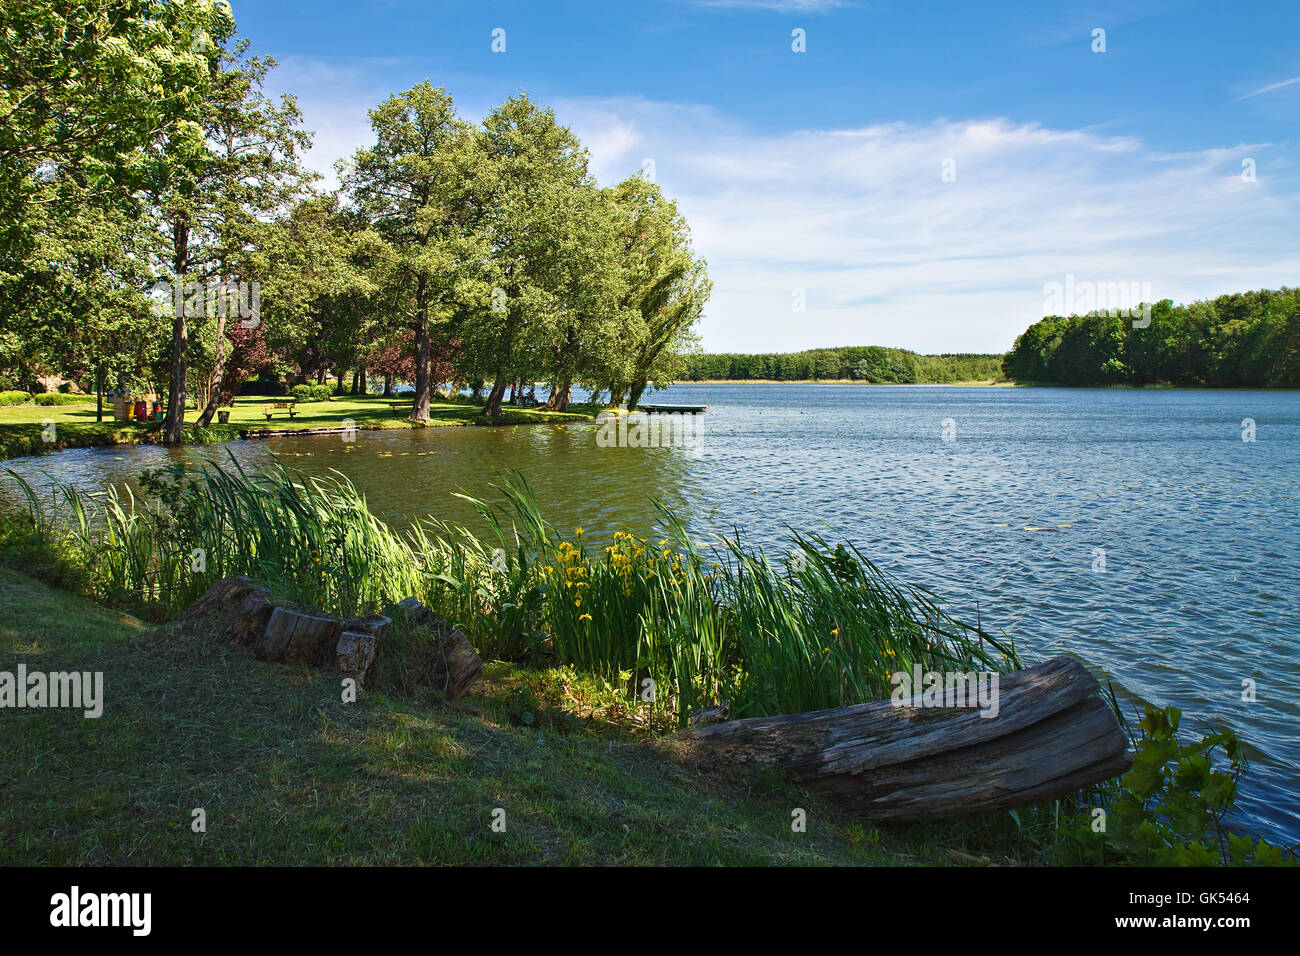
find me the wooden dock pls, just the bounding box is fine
[239,425,354,439]
[636,403,707,414]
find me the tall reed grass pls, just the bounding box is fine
[2,459,1018,723]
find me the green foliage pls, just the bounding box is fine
[33,392,93,406]
[1051,704,1296,866]
[0,391,32,406]
[1004,288,1300,386]
[682,347,1005,383]
[289,383,335,403]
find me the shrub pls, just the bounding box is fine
[0,390,32,406]
[34,392,94,406]
[1049,704,1296,866]
[289,383,333,403]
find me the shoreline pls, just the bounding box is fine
[0,396,600,462]
[675,379,1010,386]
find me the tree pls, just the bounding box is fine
[460,94,593,417]
[342,82,483,422]
[604,176,709,410]
[145,36,312,441]
[0,0,229,267]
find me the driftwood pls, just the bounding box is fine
[181,577,481,698]
[669,655,1131,822]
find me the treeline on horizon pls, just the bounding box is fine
[681,347,1005,383]
[1004,288,1300,387]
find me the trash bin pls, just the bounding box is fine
[152,400,164,421]
[217,409,230,425]
[135,400,147,420]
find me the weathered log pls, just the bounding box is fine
[393,597,483,701]
[668,655,1131,822]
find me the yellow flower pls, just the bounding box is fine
[831,628,839,637]
[575,527,584,536]
[579,613,592,622]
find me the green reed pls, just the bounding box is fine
[2,460,1018,721]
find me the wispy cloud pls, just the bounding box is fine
[562,98,1296,352]
[1237,75,1300,100]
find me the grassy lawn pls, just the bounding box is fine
[0,394,599,461]
[0,566,1018,866]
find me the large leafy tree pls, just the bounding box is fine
[342,82,484,422]
[142,34,311,441]
[0,0,230,266]
[606,175,709,410]
[460,94,598,417]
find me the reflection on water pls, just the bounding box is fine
[4,384,1298,844]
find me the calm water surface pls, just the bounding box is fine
[5,385,1298,844]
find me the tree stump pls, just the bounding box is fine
[392,597,483,701]
[182,576,390,685]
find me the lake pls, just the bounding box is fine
[5,383,1298,844]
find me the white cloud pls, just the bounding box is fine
[560,98,1299,353]
[1237,75,1300,100]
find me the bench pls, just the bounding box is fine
[388,401,412,416]
[262,401,298,420]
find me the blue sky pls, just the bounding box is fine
[237,0,1300,353]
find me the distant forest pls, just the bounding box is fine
[1003,288,1300,387]
[680,347,1005,383]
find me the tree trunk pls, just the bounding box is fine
[628,380,648,411]
[411,275,431,421]
[383,373,393,397]
[393,598,484,701]
[664,656,1131,822]
[544,380,571,411]
[162,220,190,446]
[483,377,508,417]
[94,364,104,423]
[195,311,227,428]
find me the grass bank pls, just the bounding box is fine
[0,394,598,461]
[0,567,939,865]
[3,564,1079,865]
